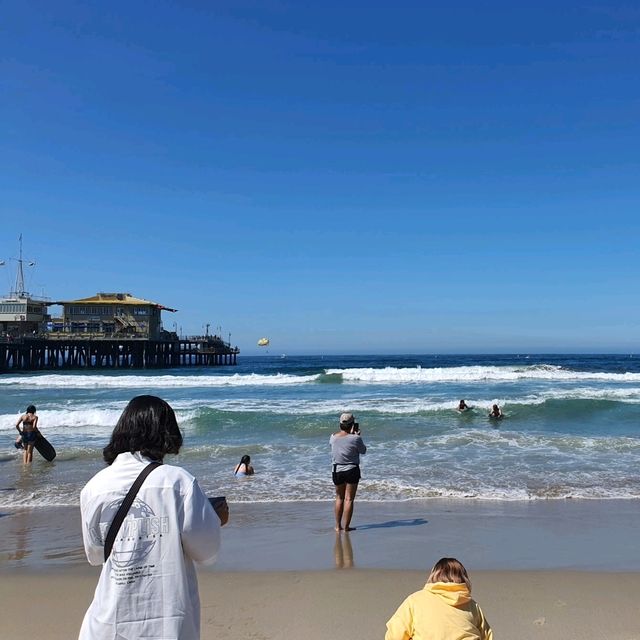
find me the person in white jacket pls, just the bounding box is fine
[79,395,228,640]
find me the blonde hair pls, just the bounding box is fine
[426,557,471,590]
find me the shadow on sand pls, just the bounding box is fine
[355,517,428,531]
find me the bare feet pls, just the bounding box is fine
[335,526,343,532]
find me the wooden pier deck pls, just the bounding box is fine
[0,337,239,372]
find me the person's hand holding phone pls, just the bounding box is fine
[209,496,229,526]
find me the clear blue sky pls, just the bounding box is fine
[1,1,639,354]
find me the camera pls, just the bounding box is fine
[351,422,360,434]
[209,496,227,510]
[208,496,229,527]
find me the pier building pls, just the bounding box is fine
[51,292,176,340]
[0,295,49,338]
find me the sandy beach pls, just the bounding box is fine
[1,567,640,639]
[1,499,640,638]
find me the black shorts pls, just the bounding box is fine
[22,431,37,444]
[332,466,361,486]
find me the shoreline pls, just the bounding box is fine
[2,498,640,572]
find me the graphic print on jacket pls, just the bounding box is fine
[90,498,169,568]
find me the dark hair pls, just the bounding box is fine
[235,454,251,474]
[103,395,183,465]
[26,405,36,414]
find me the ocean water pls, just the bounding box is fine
[1,354,639,507]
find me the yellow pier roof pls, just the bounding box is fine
[53,292,177,312]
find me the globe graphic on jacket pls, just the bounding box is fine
[99,498,158,568]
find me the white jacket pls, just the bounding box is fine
[79,452,221,640]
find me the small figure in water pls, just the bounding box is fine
[234,454,254,476]
[488,404,503,419]
[457,399,470,412]
[15,404,40,464]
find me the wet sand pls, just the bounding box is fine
[2,499,640,571]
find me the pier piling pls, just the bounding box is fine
[0,337,239,372]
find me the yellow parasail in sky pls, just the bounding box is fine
[257,337,270,347]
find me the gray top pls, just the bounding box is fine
[330,433,367,472]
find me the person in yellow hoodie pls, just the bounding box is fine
[385,557,493,640]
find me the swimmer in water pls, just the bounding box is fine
[234,455,255,476]
[488,404,503,419]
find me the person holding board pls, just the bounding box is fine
[15,404,40,464]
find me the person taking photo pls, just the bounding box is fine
[330,412,367,532]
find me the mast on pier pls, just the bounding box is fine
[0,235,49,338]
[10,234,36,297]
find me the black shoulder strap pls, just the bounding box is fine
[104,461,162,562]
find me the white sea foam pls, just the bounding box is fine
[0,372,320,389]
[3,421,640,505]
[417,428,640,454]
[0,406,200,436]
[1,385,639,437]
[327,365,640,384]
[2,365,639,391]
[2,468,639,507]
[150,386,640,414]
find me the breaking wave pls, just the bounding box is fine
[326,364,640,384]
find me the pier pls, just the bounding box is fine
[1,243,240,373]
[0,336,239,372]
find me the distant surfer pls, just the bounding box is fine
[15,404,40,464]
[488,404,503,420]
[457,399,470,412]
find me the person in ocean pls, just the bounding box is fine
[330,412,367,532]
[234,455,254,476]
[488,404,503,419]
[15,404,40,464]
[385,557,493,640]
[457,399,470,412]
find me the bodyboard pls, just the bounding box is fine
[34,434,56,461]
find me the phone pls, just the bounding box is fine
[209,496,227,510]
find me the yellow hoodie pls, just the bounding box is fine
[385,582,493,640]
